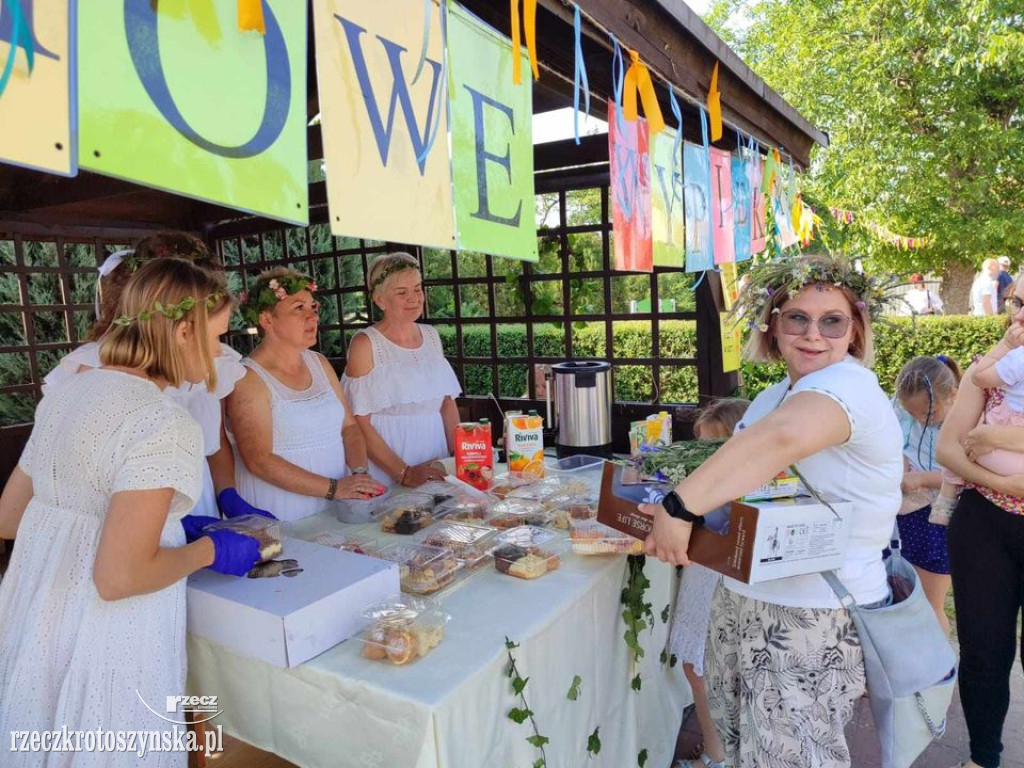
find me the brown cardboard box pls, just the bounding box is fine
[596,462,852,584]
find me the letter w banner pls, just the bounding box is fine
[608,100,652,272]
[449,4,537,262]
[649,126,684,267]
[0,0,77,176]
[78,0,308,224]
[314,0,454,248]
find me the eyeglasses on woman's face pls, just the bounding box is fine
[1007,295,1024,315]
[775,309,852,339]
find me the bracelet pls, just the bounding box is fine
[399,465,410,485]
[325,477,338,501]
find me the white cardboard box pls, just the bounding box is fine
[187,537,399,668]
[692,494,854,583]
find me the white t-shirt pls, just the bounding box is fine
[725,357,904,608]
[903,288,943,315]
[971,274,997,316]
[994,347,1024,412]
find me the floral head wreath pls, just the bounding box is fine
[369,260,418,294]
[238,272,318,326]
[113,290,226,327]
[732,255,905,333]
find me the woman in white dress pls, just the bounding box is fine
[343,252,462,488]
[0,258,261,767]
[228,269,384,523]
[42,231,267,522]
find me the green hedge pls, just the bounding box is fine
[437,315,1008,403]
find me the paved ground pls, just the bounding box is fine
[847,659,1024,768]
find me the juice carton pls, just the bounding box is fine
[456,421,494,490]
[645,412,672,448]
[506,411,545,478]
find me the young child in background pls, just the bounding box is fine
[669,397,749,768]
[894,355,962,634]
[931,320,1024,524]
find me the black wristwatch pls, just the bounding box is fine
[662,491,705,527]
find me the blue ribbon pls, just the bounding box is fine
[572,6,589,145]
[699,105,716,270]
[411,0,433,85]
[669,87,683,167]
[415,0,447,167]
[0,0,35,100]
[611,36,626,139]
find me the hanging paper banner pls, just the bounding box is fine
[608,100,652,272]
[710,147,735,265]
[449,4,537,262]
[79,0,307,224]
[751,156,767,254]
[312,0,452,245]
[720,311,742,372]
[0,0,76,176]
[683,141,712,272]
[649,126,684,267]
[731,154,752,262]
[772,162,798,249]
[720,260,739,311]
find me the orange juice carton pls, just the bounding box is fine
[455,421,494,490]
[506,411,545,478]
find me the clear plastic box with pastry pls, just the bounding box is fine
[202,515,284,562]
[378,493,435,535]
[378,542,460,595]
[413,522,498,569]
[492,526,564,580]
[358,595,450,665]
[309,531,382,557]
[482,499,552,530]
[569,520,645,556]
[549,494,599,530]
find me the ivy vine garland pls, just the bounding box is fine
[238,272,318,327]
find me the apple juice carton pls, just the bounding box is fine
[456,420,494,490]
[506,411,545,478]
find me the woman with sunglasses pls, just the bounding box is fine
[641,254,904,768]
[936,282,1024,768]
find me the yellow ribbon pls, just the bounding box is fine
[622,50,665,133]
[238,0,265,34]
[511,0,539,85]
[707,62,722,142]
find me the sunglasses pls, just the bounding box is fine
[776,310,852,339]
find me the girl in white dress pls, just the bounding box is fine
[228,269,384,523]
[343,252,463,489]
[669,398,749,768]
[42,232,265,522]
[0,258,261,767]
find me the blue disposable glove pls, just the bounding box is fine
[217,488,277,521]
[206,529,262,577]
[181,515,222,544]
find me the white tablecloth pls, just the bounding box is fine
[187,497,690,768]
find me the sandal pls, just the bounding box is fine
[672,753,726,768]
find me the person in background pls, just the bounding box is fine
[228,269,383,523]
[971,258,1001,316]
[996,256,1013,312]
[893,355,962,633]
[641,253,904,768]
[670,397,750,768]
[41,231,266,523]
[903,273,944,316]
[936,275,1024,768]
[0,259,260,764]
[343,252,462,488]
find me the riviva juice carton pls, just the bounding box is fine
[455,420,493,490]
[506,412,545,477]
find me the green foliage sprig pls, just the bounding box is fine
[505,638,549,767]
[239,273,317,327]
[112,291,225,327]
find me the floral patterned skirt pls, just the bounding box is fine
[704,584,866,768]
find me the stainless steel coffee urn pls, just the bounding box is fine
[550,361,613,458]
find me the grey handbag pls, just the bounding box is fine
[821,541,957,768]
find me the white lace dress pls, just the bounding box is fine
[667,563,722,676]
[43,342,246,517]
[233,351,347,522]
[342,325,462,487]
[0,370,202,767]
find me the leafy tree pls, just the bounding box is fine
[708,0,1024,310]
